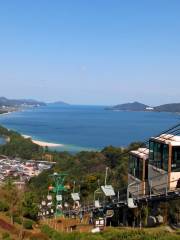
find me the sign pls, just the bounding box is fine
[71,192,80,201]
[101,185,115,197]
[56,195,62,201]
[95,218,105,228]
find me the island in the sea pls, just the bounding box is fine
[106,101,180,113]
[48,100,70,106]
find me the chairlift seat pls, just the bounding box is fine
[101,185,115,197]
[94,200,101,208]
[127,198,137,208]
[47,195,52,201]
[71,192,80,201]
[41,201,46,206]
[47,202,52,207]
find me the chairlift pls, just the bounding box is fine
[127,198,137,208]
[71,192,80,201]
[47,202,52,207]
[94,180,103,208]
[105,209,114,218]
[100,168,115,197]
[41,200,46,206]
[64,202,69,208]
[57,204,62,209]
[94,200,101,208]
[101,185,115,197]
[47,195,52,201]
[71,181,80,200]
[74,200,80,207]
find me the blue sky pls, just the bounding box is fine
[0,1,180,105]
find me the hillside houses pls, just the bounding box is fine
[0,155,54,185]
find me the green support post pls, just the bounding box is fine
[49,172,67,217]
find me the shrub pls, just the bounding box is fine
[40,226,180,240]
[14,216,22,224]
[2,232,11,240]
[23,219,34,229]
[41,225,54,238]
[0,200,9,211]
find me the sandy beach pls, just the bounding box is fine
[22,135,63,147]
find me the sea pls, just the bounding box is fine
[0,137,5,145]
[0,104,179,152]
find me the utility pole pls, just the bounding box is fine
[105,167,109,186]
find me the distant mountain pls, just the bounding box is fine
[50,101,70,106]
[106,101,149,111]
[106,101,180,113]
[0,97,46,107]
[154,103,180,113]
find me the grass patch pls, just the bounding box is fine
[41,225,180,240]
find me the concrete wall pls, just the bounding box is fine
[170,172,180,190]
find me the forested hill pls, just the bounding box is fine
[0,124,143,202]
[106,102,149,111]
[49,101,70,106]
[106,101,180,113]
[0,97,46,107]
[154,103,180,112]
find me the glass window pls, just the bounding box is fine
[172,147,180,172]
[129,155,134,175]
[138,159,143,180]
[129,154,143,180]
[149,140,168,171]
[134,157,139,178]
[149,140,154,160]
[145,162,148,179]
[162,144,168,171]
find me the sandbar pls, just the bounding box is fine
[22,135,63,147]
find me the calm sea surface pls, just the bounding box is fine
[0,105,179,152]
[0,137,5,145]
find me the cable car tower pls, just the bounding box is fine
[49,172,67,217]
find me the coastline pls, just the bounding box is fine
[22,134,64,148]
[0,112,12,116]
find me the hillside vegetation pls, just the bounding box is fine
[0,125,179,239]
[40,225,180,240]
[0,125,135,201]
[0,126,43,159]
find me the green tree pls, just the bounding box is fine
[22,191,38,220]
[1,180,22,224]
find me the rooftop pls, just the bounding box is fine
[130,148,149,160]
[152,134,180,146]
